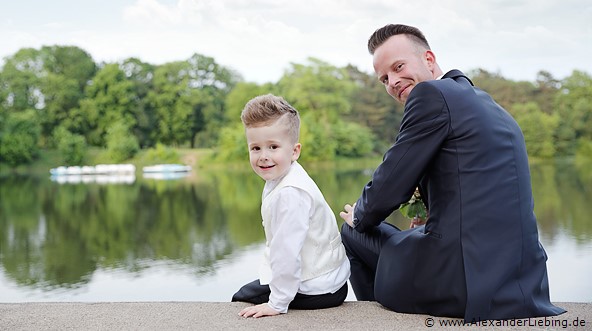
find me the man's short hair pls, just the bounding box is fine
[368,24,431,55]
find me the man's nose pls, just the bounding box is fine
[387,73,400,89]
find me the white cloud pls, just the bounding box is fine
[123,0,177,26]
[0,0,590,83]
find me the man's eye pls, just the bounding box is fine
[381,77,388,85]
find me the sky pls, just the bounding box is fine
[1,0,591,84]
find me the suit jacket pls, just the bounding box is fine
[353,70,565,322]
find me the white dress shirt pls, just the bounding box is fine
[262,178,350,313]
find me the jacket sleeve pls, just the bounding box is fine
[353,81,450,232]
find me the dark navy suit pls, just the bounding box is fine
[341,70,565,322]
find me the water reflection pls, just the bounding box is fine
[0,160,590,302]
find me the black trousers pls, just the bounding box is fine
[232,279,348,310]
[339,221,401,301]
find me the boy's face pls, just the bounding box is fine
[246,121,301,181]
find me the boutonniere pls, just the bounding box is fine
[399,188,427,220]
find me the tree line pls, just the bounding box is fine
[0,45,590,168]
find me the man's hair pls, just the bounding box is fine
[368,24,431,55]
[241,94,300,143]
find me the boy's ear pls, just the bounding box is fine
[292,143,301,161]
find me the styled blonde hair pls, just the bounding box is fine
[241,94,300,143]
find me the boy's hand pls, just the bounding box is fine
[238,303,280,318]
[339,203,356,227]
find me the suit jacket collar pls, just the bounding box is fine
[442,69,474,86]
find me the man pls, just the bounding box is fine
[339,24,565,322]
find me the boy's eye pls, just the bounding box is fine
[270,145,278,150]
[251,146,260,151]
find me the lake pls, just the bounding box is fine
[1,160,591,303]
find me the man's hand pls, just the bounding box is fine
[238,303,280,318]
[339,203,356,227]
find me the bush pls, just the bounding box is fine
[0,110,41,167]
[105,122,139,163]
[213,123,247,161]
[143,143,181,164]
[333,121,375,158]
[575,139,592,161]
[54,126,87,165]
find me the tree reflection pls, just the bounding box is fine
[0,160,590,291]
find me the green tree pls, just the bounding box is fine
[277,57,354,122]
[40,45,97,93]
[469,68,536,113]
[149,61,201,146]
[214,122,247,161]
[345,64,402,151]
[554,70,592,156]
[533,71,560,115]
[276,58,361,160]
[53,126,87,165]
[142,143,180,164]
[332,121,374,157]
[186,54,242,148]
[148,54,241,148]
[74,64,137,146]
[105,121,140,163]
[512,102,559,158]
[575,139,592,163]
[119,58,157,148]
[0,48,45,113]
[0,109,41,167]
[0,46,96,145]
[224,82,274,123]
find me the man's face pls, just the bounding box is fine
[373,34,436,104]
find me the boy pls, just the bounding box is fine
[232,94,350,318]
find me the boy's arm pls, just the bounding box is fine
[267,187,312,313]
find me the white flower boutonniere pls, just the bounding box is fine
[399,188,427,220]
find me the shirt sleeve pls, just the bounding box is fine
[266,186,312,313]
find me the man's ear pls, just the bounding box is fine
[292,143,302,161]
[425,50,436,69]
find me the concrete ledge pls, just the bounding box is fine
[0,302,588,330]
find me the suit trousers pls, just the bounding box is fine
[231,279,348,310]
[340,221,401,301]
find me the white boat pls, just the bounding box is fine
[50,174,136,185]
[50,164,136,176]
[142,172,190,180]
[142,164,192,173]
[94,164,136,174]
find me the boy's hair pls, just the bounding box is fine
[368,24,431,55]
[241,94,300,143]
